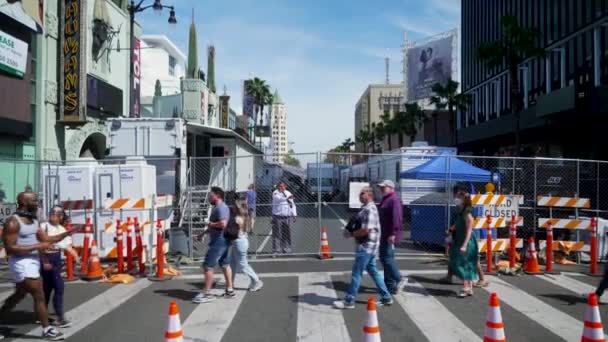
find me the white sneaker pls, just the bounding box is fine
[333,300,355,309]
[192,292,215,304]
[395,277,408,294]
[250,281,264,292]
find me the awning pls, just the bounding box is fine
[0,0,43,33]
[400,154,494,183]
[186,122,262,154]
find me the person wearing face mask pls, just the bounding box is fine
[441,185,488,288]
[39,206,79,328]
[1,192,80,340]
[448,190,479,297]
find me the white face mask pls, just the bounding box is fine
[454,198,463,206]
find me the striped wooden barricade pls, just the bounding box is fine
[471,194,525,206]
[537,196,590,208]
[538,218,593,230]
[478,238,523,254]
[473,216,524,229]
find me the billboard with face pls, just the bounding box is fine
[406,34,455,101]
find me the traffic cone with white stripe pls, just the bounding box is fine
[165,300,183,342]
[318,227,333,259]
[524,237,542,275]
[582,293,606,342]
[484,292,506,342]
[82,240,104,281]
[363,297,381,342]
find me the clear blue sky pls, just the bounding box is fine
[139,0,460,153]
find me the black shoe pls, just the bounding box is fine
[54,318,72,328]
[379,297,394,306]
[42,326,64,341]
[224,289,236,298]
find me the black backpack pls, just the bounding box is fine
[223,207,240,241]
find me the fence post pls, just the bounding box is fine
[590,217,599,276]
[546,221,554,273]
[188,157,193,260]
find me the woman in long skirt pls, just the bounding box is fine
[449,191,479,297]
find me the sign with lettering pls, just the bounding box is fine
[483,196,519,220]
[220,95,230,128]
[0,30,28,78]
[0,203,17,225]
[61,0,85,122]
[132,38,141,117]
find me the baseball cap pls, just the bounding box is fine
[378,180,395,188]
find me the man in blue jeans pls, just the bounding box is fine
[193,187,234,304]
[378,180,407,295]
[334,186,393,309]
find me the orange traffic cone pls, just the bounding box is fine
[165,300,183,342]
[524,237,542,274]
[582,293,606,342]
[318,227,333,259]
[484,292,506,342]
[82,240,104,281]
[363,297,381,342]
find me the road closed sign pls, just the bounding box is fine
[483,196,519,222]
[0,202,17,225]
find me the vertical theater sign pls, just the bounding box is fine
[60,0,87,122]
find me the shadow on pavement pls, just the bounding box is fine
[540,293,586,306]
[323,281,377,295]
[289,293,336,306]
[154,289,197,301]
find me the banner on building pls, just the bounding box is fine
[406,32,456,101]
[242,79,255,117]
[132,38,141,117]
[0,30,28,78]
[220,95,230,128]
[61,0,86,122]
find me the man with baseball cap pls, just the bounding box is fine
[377,180,406,294]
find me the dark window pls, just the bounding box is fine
[169,55,176,76]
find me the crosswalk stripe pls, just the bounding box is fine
[181,275,248,342]
[486,275,582,341]
[13,278,153,341]
[176,269,445,280]
[395,279,482,342]
[537,274,599,298]
[296,273,350,341]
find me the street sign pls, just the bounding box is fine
[483,195,519,223]
[0,202,16,225]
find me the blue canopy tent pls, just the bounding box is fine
[401,155,495,245]
[400,155,494,183]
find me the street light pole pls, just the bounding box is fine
[128,0,177,117]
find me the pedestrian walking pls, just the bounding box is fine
[333,186,393,309]
[441,184,489,288]
[245,184,256,233]
[377,180,407,295]
[39,206,79,328]
[272,181,297,255]
[449,190,479,297]
[1,191,79,340]
[229,197,263,292]
[192,187,234,304]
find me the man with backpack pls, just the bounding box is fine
[192,187,235,304]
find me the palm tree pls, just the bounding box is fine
[339,138,355,152]
[374,122,386,153]
[429,78,471,145]
[401,103,426,144]
[477,15,545,155]
[369,122,378,153]
[379,111,395,150]
[245,77,272,127]
[356,127,372,153]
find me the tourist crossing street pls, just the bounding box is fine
[0,257,604,341]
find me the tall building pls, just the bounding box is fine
[269,89,288,164]
[139,35,186,97]
[460,1,608,159]
[354,84,404,152]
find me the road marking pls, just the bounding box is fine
[537,274,600,299]
[296,273,350,341]
[177,270,445,280]
[182,276,248,342]
[486,275,582,341]
[395,279,481,342]
[13,278,153,341]
[256,226,273,253]
[322,202,347,225]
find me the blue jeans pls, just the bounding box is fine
[230,237,260,285]
[379,243,402,293]
[203,230,231,271]
[345,250,391,304]
[40,252,65,318]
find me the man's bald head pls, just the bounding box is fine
[17,191,37,209]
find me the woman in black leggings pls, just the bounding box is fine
[40,206,79,327]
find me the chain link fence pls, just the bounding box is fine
[0,153,608,265]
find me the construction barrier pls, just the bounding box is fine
[478,238,523,254]
[537,196,591,208]
[473,216,523,229]
[471,194,524,206]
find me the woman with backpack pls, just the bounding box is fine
[226,197,263,292]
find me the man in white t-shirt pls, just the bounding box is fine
[272,181,297,255]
